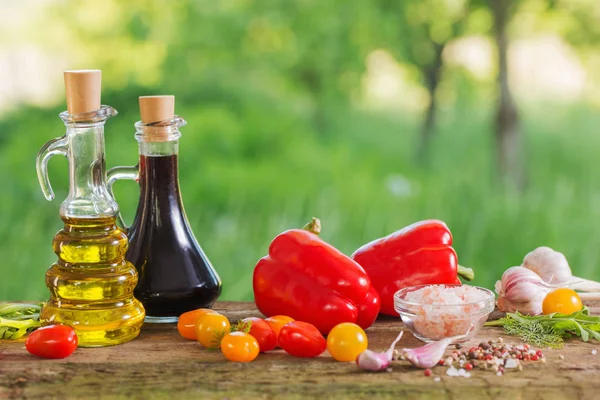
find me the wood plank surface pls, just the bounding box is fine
[1,301,600,400]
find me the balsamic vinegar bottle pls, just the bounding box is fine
[109,96,222,322]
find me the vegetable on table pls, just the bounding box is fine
[351,220,474,316]
[220,332,260,362]
[495,249,600,315]
[326,322,368,362]
[0,302,43,340]
[253,218,380,334]
[278,321,327,358]
[522,247,600,292]
[25,325,78,359]
[356,331,403,372]
[485,307,600,348]
[400,327,473,369]
[264,315,294,339]
[495,266,554,315]
[195,312,230,348]
[177,308,216,340]
[240,317,277,352]
[542,288,582,315]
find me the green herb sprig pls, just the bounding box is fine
[0,302,43,339]
[485,307,600,349]
[207,319,252,351]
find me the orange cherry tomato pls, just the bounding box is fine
[177,308,217,340]
[542,288,582,315]
[195,312,230,347]
[279,321,326,358]
[265,315,294,338]
[326,323,368,362]
[221,331,260,362]
[240,317,277,352]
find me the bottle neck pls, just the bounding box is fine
[138,139,180,157]
[61,120,118,218]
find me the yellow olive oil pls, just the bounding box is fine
[40,217,145,347]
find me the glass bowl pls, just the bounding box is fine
[393,284,495,343]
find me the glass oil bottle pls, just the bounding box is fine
[36,70,145,346]
[109,95,222,322]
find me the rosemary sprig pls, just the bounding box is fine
[207,319,252,351]
[0,302,43,339]
[485,307,600,349]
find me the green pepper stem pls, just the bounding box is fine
[458,265,475,281]
[302,217,321,235]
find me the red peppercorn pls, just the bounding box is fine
[465,363,473,371]
[438,359,445,366]
[516,354,523,360]
[424,369,432,377]
[485,354,493,361]
[531,355,539,361]
[524,344,530,350]
[524,355,531,361]
[536,350,543,357]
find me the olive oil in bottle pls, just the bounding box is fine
[36,70,145,347]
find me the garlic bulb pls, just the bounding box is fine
[495,266,554,315]
[522,247,600,292]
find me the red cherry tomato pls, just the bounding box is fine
[25,325,78,359]
[240,317,277,352]
[278,321,326,358]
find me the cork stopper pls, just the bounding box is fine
[64,70,102,115]
[139,95,175,124]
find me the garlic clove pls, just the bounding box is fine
[356,349,391,372]
[401,328,473,369]
[356,330,404,372]
[401,338,453,369]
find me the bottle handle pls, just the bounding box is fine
[36,136,69,201]
[107,165,139,230]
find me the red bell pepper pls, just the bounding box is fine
[351,220,474,316]
[253,218,380,334]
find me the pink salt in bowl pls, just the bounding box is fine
[393,284,495,343]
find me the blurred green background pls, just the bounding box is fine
[1,0,599,302]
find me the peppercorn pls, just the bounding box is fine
[424,369,432,377]
[465,363,473,371]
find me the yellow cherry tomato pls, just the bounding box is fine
[195,312,230,347]
[326,322,368,362]
[542,288,582,315]
[221,331,260,362]
[265,315,295,338]
[177,308,217,340]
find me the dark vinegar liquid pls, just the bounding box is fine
[127,154,222,318]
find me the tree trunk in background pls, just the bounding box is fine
[492,0,525,188]
[417,42,445,163]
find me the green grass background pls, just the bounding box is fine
[1,92,599,301]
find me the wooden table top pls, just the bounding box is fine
[1,301,599,399]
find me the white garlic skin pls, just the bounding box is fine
[522,247,572,285]
[521,246,600,292]
[495,266,552,315]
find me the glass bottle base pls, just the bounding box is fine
[144,315,179,324]
[40,298,146,347]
